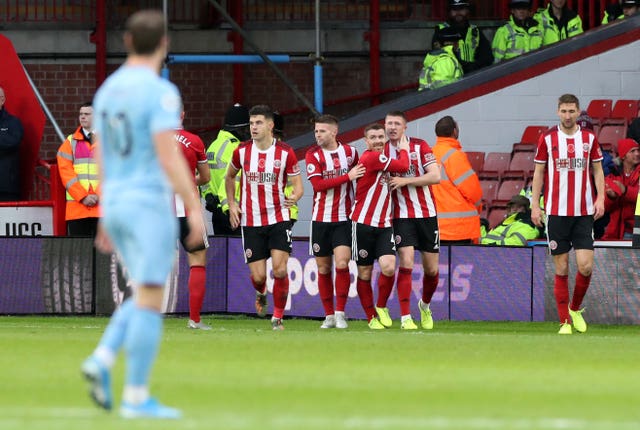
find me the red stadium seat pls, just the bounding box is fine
[519,125,548,144]
[512,142,537,153]
[598,124,628,152]
[586,99,612,125]
[606,99,639,125]
[480,179,499,204]
[466,151,485,173]
[487,206,508,229]
[505,151,536,179]
[481,152,511,179]
[496,179,525,201]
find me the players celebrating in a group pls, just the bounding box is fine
[306,115,365,329]
[225,105,303,330]
[351,123,410,329]
[385,111,441,330]
[531,94,605,335]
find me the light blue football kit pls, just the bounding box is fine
[82,64,183,419]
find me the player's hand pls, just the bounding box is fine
[389,176,407,190]
[94,221,114,254]
[348,163,366,180]
[593,198,605,221]
[397,134,410,152]
[283,194,297,209]
[613,180,626,196]
[531,206,543,227]
[185,210,206,250]
[228,202,242,229]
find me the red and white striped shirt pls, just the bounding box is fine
[230,139,300,227]
[175,128,207,217]
[534,125,603,216]
[350,149,409,228]
[305,143,359,222]
[386,137,438,219]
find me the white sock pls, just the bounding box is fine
[401,314,412,323]
[123,385,149,406]
[335,311,345,318]
[94,346,116,369]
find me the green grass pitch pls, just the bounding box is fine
[1,315,639,430]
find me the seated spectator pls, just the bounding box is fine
[0,86,24,201]
[432,0,494,74]
[534,0,583,46]
[602,138,640,240]
[419,27,464,91]
[480,195,542,246]
[492,0,543,62]
[602,0,639,24]
[628,117,640,143]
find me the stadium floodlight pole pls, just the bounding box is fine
[314,0,323,113]
[206,0,320,117]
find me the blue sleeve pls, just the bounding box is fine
[150,81,182,135]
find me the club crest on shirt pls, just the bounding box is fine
[307,163,316,173]
[358,249,368,258]
[258,158,265,169]
[347,156,353,165]
[583,144,590,153]
[395,234,402,244]
[245,248,253,259]
[410,152,418,160]
[313,243,320,253]
[274,160,282,168]
[567,143,575,153]
[549,240,557,251]
[378,154,388,163]
[292,164,301,174]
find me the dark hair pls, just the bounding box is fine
[364,123,384,136]
[80,101,92,109]
[314,114,339,126]
[435,115,457,137]
[249,104,274,121]
[558,93,580,109]
[385,111,407,122]
[125,9,166,55]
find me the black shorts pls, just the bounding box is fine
[310,221,352,256]
[546,215,594,255]
[178,217,209,252]
[393,217,439,253]
[352,223,396,266]
[241,221,293,263]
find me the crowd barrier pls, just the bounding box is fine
[1,237,638,325]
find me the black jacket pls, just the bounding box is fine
[0,108,24,195]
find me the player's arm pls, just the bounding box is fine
[91,135,114,254]
[195,161,210,186]
[390,161,440,189]
[530,162,546,227]
[386,137,410,173]
[155,130,204,248]
[592,160,605,220]
[225,162,241,229]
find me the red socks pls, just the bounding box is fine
[356,277,375,321]
[554,274,570,323]
[396,267,412,316]
[318,272,335,316]
[376,273,396,308]
[188,265,206,322]
[251,277,266,295]
[422,272,439,304]
[571,272,591,311]
[273,276,289,319]
[335,267,350,312]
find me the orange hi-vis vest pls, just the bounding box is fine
[56,127,100,221]
[432,136,483,241]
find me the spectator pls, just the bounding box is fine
[602,138,640,240]
[628,117,640,143]
[480,195,542,246]
[56,102,100,237]
[225,105,303,330]
[431,116,483,244]
[0,86,24,201]
[492,0,543,63]
[602,0,640,24]
[175,109,211,330]
[534,0,583,46]
[203,103,249,236]
[419,27,464,91]
[305,114,363,329]
[432,0,494,74]
[531,93,605,335]
[350,124,409,330]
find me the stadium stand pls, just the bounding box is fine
[606,99,639,125]
[480,152,511,179]
[598,124,628,152]
[496,179,526,202]
[480,178,499,205]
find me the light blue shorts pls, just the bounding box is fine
[102,194,178,286]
